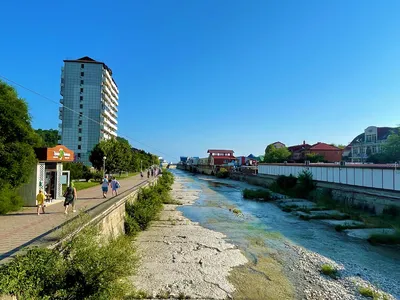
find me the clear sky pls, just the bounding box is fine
[1,0,399,162]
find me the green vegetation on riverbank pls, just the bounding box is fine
[243,188,271,201]
[125,170,175,235]
[320,264,338,279]
[0,226,137,299]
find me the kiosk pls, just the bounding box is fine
[19,145,74,206]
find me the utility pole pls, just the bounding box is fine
[103,156,107,178]
[140,160,142,172]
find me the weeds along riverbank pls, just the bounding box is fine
[0,171,175,300]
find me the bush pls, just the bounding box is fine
[216,168,229,178]
[0,226,137,299]
[276,175,297,190]
[243,189,272,201]
[382,205,400,218]
[358,286,375,298]
[125,170,174,235]
[0,186,24,214]
[320,264,338,279]
[368,233,400,245]
[295,170,316,198]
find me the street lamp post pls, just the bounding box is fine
[140,160,142,172]
[103,156,107,178]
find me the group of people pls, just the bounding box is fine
[101,176,121,198]
[140,166,160,179]
[35,182,78,215]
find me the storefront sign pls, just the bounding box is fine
[45,145,74,162]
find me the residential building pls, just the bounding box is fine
[348,126,399,162]
[198,158,209,165]
[309,143,342,162]
[59,56,119,165]
[288,141,312,162]
[207,149,236,166]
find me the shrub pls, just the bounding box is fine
[232,208,242,214]
[368,233,400,245]
[0,226,137,299]
[276,175,297,190]
[216,168,229,178]
[0,186,24,214]
[295,170,316,198]
[243,189,272,201]
[320,264,338,279]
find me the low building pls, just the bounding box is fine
[309,142,342,162]
[198,157,209,166]
[207,149,236,166]
[288,141,312,162]
[347,126,399,162]
[19,145,74,206]
[270,141,286,149]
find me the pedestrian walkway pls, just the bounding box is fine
[0,173,154,262]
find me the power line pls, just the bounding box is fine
[0,74,179,162]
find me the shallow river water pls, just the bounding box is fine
[173,170,400,299]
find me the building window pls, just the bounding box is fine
[79,112,83,117]
[81,64,84,69]
[77,153,81,158]
[80,88,83,93]
[78,136,82,141]
[81,72,84,76]
[78,145,81,150]
[80,104,83,109]
[79,128,82,133]
[80,96,83,101]
[79,120,82,125]
[80,80,84,84]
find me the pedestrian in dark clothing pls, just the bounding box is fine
[147,169,150,178]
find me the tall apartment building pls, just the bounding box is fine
[59,56,119,165]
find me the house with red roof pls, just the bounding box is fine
[309,143,343,162]
[287,141,312,162]
[207,149,236,167]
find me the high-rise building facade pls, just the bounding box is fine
[59,56,119,165]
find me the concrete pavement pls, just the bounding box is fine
[0,173,154,262]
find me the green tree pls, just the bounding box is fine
[63,162,91,180]
[89,138,132,173]
[35,129,59,147]
[383,128,400,162]
[263,144,291,163]
[330,143,346,149]
[0,81,41,213]
[306,153,325,163]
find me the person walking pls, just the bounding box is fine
[63,183,77,214]
[140,171,144,178]
[111,177,121,196]
[151,168,154,177]
[36,190,46,215]
[101,176,110,198]
[147,169,150,178]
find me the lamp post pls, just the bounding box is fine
[103,156,107,178]
[140,160,142,172]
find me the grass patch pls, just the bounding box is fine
[232,208,242,215]
[320,264,338,279]
[368,233,400,245]
[115,172,139,180]
[73,181,100,191]
[358,286,375,298]
[300,213,350,221]
[243,189,272,201]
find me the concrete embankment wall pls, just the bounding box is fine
[230,173,400,214]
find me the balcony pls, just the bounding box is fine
[60,98,63,104]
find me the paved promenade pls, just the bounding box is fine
[0,174,153,262]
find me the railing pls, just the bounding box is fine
[258,163,400,191]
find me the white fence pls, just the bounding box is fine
[258,164,400,191]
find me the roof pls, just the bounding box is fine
[288,144,311,152]
[212,156,236,159]
[207,149,234,154]
[63,56,118,87]
[310,142,342,151]
[247,154,257,158]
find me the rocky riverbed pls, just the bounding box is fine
[130,181,248,299]
[131,174,397,299]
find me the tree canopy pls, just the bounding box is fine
[0,81,41,213]
[35,129,59,147]
[89,138,160,174]
[263,144,291,163]
[367,128,400,164]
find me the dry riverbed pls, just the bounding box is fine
[130,181,248,299]
[131,177,396,300]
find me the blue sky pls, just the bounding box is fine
[1,0,399,162]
